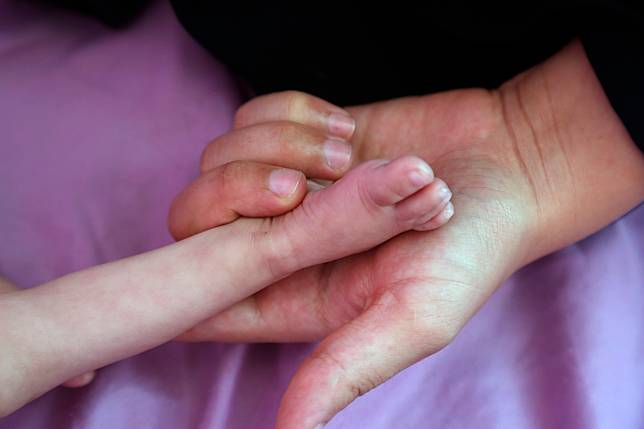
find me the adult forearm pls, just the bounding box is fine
[497,39,644,266]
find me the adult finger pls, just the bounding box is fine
[234,91,356,141]
[200,121,353,180]
[275,287,458,429]
[169,161,306,240]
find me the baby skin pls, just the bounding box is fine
[0,153,452,416]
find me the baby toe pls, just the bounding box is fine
[395,178,452,226]
[414,201,455,231]
[363,156,435,207]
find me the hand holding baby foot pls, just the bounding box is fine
[171,92,491,429]
[171,41,644,429]
[169,90,453,241]
[0,138,445,417]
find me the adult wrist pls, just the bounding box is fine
[496,39,644,266]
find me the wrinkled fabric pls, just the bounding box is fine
[1,1,642,428]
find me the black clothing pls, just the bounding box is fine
[46,0,644,150]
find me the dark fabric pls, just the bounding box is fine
[43,0,644,150]
[169,2,577,105]
[42,0,150,27]
[580,2,644,149]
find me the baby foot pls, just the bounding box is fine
[265,155,454,276]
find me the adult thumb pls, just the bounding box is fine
[275,290,455,429]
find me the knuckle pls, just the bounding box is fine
[311,350,385,400]
[272,121,299,144]
[347,370,383,400]
[352,374,383,399]
[283,90,310,121]
[208,161,245,202]
[408,308,459,352]
[233,101,253,128]
[217,161,243,191]
[379,284,461,352]
[419,319,459,352]
[234,90,312,127]
[199,140,220,173]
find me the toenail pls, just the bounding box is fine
[438,185,452,201]
[409,165,433,188]
[442,202,455,219]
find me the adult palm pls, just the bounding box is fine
[181,88,538,429]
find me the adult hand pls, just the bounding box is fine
[170,40,644,429]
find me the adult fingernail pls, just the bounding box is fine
[327,112,355,140]
[323,139,352,171]
[268,168,302,198]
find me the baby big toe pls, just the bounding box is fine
[364,156,435,207]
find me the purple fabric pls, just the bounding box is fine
[1,1,643,428]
